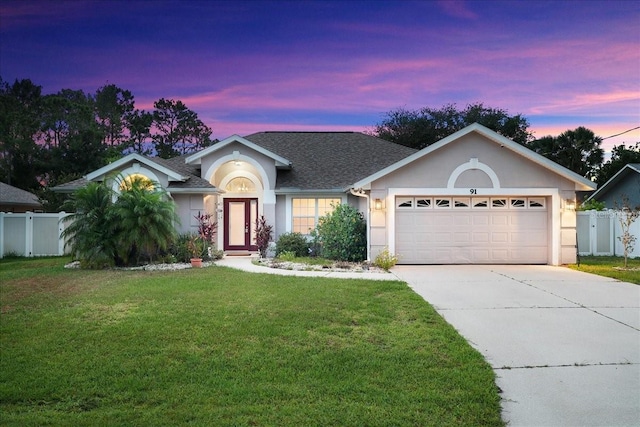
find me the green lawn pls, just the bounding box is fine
[0,257,503,426]
[569,255,640,284]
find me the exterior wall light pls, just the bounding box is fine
[374,198,383,210]
[565,198,576,210]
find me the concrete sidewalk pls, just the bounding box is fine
[215,255,398,281]
[393,265,640,427]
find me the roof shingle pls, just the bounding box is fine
[243,132,417,190]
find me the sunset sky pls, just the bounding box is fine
[1,0,639,152]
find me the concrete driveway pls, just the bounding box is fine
[392,265,640,427]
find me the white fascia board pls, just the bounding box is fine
[185,135,292,168]
[351,122,596,191]
[86,153,188,182]
[274,188,347,195]
[166,188,222,195]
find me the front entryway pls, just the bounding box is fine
[223,198,258,251]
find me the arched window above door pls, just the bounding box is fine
[225,177,256,193]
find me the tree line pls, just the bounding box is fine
[2,77,639,211]
[0,77,214,210]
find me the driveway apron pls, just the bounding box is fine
[392,265,640,427]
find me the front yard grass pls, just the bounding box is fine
[0,257,503,426]
[568,255,640,284]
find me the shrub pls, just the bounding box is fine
[315,203,366,262]
[275,232,310,257]
[195,211,217,245]
[374,247,399,271]
[170,233,197,263]
[255,215,273,258]
[277,250,297,262]
[578,199,606,211]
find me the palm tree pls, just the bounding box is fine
[112,176,178,265]
[61,181,119,267]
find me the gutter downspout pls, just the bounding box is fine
[350,188,371,262]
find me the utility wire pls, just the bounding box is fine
[602,126,640,140]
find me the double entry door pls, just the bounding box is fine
[223,198,258,251]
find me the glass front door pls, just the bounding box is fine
[223,198,258,251]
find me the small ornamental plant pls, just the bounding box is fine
[187,234,206,260]
[255,215,273,258]
[374,247,399,271]
[615,196,640,269]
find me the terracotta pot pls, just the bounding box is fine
[190,258,203,268]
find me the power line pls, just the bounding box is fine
[602,126,640,140]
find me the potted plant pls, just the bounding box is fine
[187,234,205,268]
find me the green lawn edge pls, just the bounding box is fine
[0,257,503,426]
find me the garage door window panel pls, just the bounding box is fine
[510,198,526,208]
[397,197,413,209]
[435,198,451,208]
[416,198,432,208]
[453,197,470,208]
[492,198,508,208]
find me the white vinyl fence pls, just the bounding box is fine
[577,210,640,258]
[0,212,71,258]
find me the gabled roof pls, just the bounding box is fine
[586,163,640,202]
[185,135,292,168]
[53,154,219,194]
[243,132,418,190]
[86,153,189,182]
[0,182,41,207]
[352,123,597,191]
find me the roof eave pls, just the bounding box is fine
[186,135,292,168]
[86,153,188,182]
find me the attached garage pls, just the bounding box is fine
[352,123,597,266]
[395,196,548,264]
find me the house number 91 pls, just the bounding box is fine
[470,189,477,194]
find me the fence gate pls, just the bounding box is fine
[0,212,71,258]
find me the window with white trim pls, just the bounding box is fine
[492,198,507,208]
[416,198,431,208]
[435,198,451,208]
[529,198,545,208]
[292,198,341,234]
[453,197,470,208]
[396,197,413,208]
[510,198,526,208]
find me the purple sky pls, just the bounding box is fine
[1,0,639,152]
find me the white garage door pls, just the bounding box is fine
[396,196,548,264]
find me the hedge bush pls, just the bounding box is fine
[275,232,310,257]
[315,203,366,262]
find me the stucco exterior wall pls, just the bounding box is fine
[367,134,581,265]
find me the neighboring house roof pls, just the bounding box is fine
[243,131,418,191]
[585,163,640,203]
[352,123,597,191]
[0,182,41,208]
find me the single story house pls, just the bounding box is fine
[0,182,42,213]
[585,163,640,209]
[55,123,596,265]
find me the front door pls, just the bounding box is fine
[224,198,258,251]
